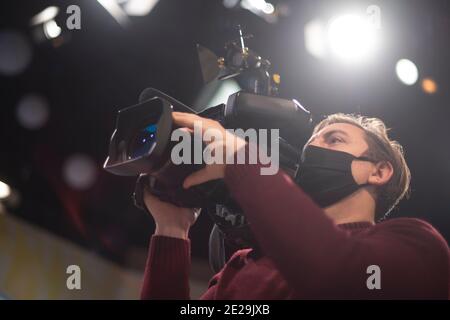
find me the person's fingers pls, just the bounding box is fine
[172,112,223,134]
[176,127,194,134]
[183,168,211,189]
[193,208,202,220]
[202,127,224,144]
[203,140,226,164]
[172,112,203,130]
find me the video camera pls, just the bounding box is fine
[104,27,314,272]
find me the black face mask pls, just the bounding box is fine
[295,145,374,208]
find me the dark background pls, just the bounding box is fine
[0,0,449,266]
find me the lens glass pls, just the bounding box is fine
[128,123,157,159]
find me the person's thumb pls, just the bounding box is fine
[183,168,211,189]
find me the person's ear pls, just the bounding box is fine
[368,160,393,186]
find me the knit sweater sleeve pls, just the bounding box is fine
[140,235,191,299]
[224,160,449,299]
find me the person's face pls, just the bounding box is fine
[305,123,392,186]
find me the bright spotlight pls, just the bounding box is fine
[262,3,275,14]
[63,155,98,190]
[0,30,32,76]
[241,0,269,11]
[396,59,419,86]
[304,19,327,59]
[223,0,240,9]
[43,20,62,39]
[30,6,60,26]
[16,93,50,130]
[123,0,159,16]
[97,0,130,26]
[0,181,11,199]
[421,77,437,94]
[240,0,277,22]
[327,14,378,64]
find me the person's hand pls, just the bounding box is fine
[143,189,201,240]
[172,112,247,189]
[142,112,245,239]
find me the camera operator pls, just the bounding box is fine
[140,111,449,299]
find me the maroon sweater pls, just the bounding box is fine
[141,161,449,299]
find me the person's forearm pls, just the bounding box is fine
[141,235,192,299]
[224,161,347,294]
[155,224,189,240]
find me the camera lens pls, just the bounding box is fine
[128,123,157,159]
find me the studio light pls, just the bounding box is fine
[421,77,437,94]
[239,0,277,23]
[0,181,11,200]
[30,6,64,42]
[327,14,378,64]
[396,59,419,86]
[97,0,159,26]
[97,0,130,26]
[0,30,32,76]
[304,10,381,66]
[43,20,62,39]
[16,93,50,130]
[122,0,159,16]
[30,6,59,26]
[304,19,327,59]
[63,154,98,190]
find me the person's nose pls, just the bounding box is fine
[308,135,325,148]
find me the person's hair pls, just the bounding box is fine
[311,113,411,220]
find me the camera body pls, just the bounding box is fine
[104,88,313,208]
[104,32,315,271]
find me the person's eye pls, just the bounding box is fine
[329,136,344,144]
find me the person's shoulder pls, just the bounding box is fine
[376,217,442,234]
[373,217,449,253]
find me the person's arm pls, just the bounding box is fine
[224,158,449,298]
[140,191,199,300]
[171,111,448,298]
[141,235,191,300]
